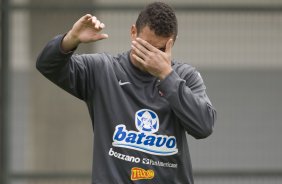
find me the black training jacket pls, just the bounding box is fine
[36,34,216,184]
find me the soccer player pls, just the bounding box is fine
[36,2,216,183]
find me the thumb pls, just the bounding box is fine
[93,33,109,41]
[165,39,173,54]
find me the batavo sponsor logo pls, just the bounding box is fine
[112,109,178,156]
[131,167,154,181]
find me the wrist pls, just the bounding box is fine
[67,30,81,45]
[61,31,80,52]
[158,68,173,80]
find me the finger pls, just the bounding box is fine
[83,15,93,24]
[86,16,95,26]
[99,23,105,29]
[132,40,148,57]
[94,33,109,41]
[95,20,101,29]
[92,16,97,22]
[131,44,146,60]
[84,14,92,20]
[136,37,158,52]
[90,16,97,25]
[165,39,173,54]
[132,53,146,66]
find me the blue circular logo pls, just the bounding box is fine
[135,109,159,133]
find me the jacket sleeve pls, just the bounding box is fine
[36,34,98,101]
[157,65,217,139]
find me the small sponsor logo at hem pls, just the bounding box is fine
[131,167,154,181]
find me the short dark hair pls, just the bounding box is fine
[136,2,178,40]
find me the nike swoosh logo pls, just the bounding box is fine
[119,80,131,86]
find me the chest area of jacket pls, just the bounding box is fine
[94,65,170,110]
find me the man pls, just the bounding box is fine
[36,2,216,183]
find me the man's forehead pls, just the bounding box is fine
[138,27,172,49]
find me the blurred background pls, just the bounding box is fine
[1,0,282,183]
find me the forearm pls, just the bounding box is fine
[36,34,92,100]
[158,71,216,139]
[36,34,77,96]
[36,34,73,77]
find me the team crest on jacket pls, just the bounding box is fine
[112,109,178,156]
[135,109,159,133]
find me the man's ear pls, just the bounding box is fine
[131,25,137,41]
